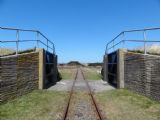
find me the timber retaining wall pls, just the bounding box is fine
[0,50,58,103]
[0,52,39,102]
[124,52,160,100]
[103,49,160,100]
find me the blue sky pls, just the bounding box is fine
[0,0,160,63]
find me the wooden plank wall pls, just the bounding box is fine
[124,52,160,100]
[0,52,39,102]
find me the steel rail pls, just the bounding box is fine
[80,68,104,120]
[62,68,78,120]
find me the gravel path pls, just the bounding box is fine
[48,80,114,92]
[66,92,99,120]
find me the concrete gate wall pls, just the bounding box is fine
[103,49,126,88]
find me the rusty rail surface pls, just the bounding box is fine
[62,67,104,120]
[61,68,78,120]
[81,68,104,120]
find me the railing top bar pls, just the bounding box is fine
[123,27,160,33]
[0,26,38,32]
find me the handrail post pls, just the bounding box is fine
[143,30,147,54]
[105,45,108,55]
[113,40,115,51]
[37,31,39,48]
[105,46,107,54]
[53,44,54,54]
[47,40,48,51]
[16,30,19,55]
[122,32,125,48]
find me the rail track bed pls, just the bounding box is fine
[62,68,103,120]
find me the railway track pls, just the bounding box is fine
[62,67,104,120]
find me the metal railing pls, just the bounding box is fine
[0,27,55,56]
[105,27,160,54]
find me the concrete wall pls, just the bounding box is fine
[124,52,160,100]
[103,49,126,88]
[0,50,58,102]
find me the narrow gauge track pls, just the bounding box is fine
[62,67,104,120]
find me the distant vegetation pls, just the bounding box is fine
[67,61,84,66]
[88,62,103,66]
[59,62,103,67]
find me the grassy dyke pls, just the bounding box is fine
[0,90,68,120]
[95,89,160,120]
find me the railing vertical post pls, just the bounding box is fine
[122,32,125,48]
[113,40,115,51]
[16,30,19,55]
[47,40,48,51]
[53,44,54,54]
[37,31,39,48]
[143,30,147,54]
[105,45,108,55]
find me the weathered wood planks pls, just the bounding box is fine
[124,53,160,100]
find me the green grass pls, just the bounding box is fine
[0,48,36,57]
[130,44,160,55]
[95,89,160,120]
[0,48,15,56]
[0,90,68,120]
[82,67,102,80]
[59,68,77,80]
